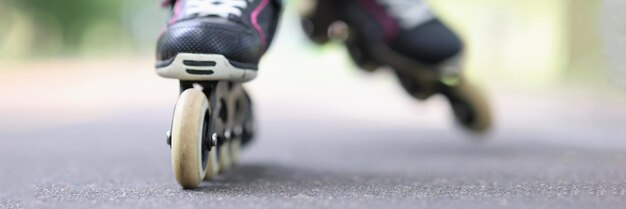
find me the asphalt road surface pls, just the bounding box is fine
[2,59,626,209]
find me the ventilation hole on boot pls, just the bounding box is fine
[186,69,214,75]
[183,60,217,67]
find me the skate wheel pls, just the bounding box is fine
[204,140,220,180]
[219,141,233,172]
[171,88,211,189]
[394,69,437,101]
[228,87,251,164]
[230,138,242,164]
[345,41,381,72]
[443,79,492,134]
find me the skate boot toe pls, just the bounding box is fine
[156,20,264,70]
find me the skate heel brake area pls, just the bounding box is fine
[156,53,257,82]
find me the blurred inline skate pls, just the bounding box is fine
[300,0,492,133]
[157,0,282,189]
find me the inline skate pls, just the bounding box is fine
[300,0,491,133]
[157,0,281,189]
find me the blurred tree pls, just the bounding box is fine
[0,1,9,40]
[6,0,126,54]
[566,0,604,83]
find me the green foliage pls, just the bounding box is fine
[7,0,127,53]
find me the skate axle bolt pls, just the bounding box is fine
[328,21,350,41]
[233,126,243,138]
[166,130,172,145]
[211,133,219,147]
[224,129,232,140]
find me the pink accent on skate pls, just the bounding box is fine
[251,0,270,50]
[169,0,184,25]
[359,0,399,43]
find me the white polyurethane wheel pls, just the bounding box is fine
[204,143,220,180]
[219,141,233,172]
[171,88,210,189]
[230,138,242,165]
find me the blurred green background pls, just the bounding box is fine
[0,0,164,57]
[0,0,619,88]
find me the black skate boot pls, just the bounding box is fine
[300,0,491,133]
[158,0,282,189]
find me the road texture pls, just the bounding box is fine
[2,57,626,209]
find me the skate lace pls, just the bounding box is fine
[376,0,433,28]
[186,0,251,19]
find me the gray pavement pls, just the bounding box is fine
[1,55,626,209]
[2,93,626,209]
